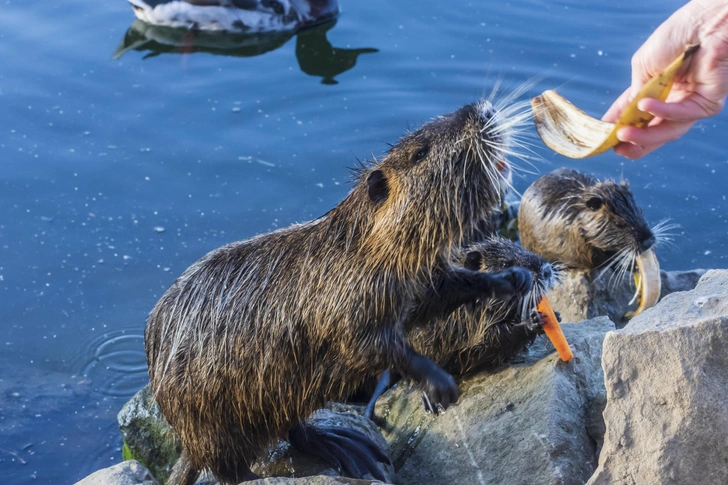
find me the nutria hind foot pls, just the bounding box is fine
[288,422,391,481]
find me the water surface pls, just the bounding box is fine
[1,1,726,483]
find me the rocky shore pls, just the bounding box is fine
[75,268,728,485]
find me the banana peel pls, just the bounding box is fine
[624,248,662,319]
[532,43,699,158]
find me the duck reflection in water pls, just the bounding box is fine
[114,19,378,85]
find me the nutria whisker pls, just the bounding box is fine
[606,248,637,290]
[651,219,681,249]
[491,77,541,114]
[595,246,630,282]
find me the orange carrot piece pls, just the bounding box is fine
[537,296,573,362]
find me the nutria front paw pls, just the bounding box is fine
[488,267,532,301]
[525,309,562,333]
[420,366,459,411]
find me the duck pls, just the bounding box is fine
[127,0,339,32]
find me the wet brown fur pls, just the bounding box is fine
[407,237,557,376]
[146,100,525,484]
[518,168,655,270]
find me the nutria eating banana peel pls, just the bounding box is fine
[626,248,662,319]
[532,44,699,159]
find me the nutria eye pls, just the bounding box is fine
[586,197,603,211]
[412,147,429,164]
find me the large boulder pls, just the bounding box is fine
[118,389,393,484]
[74,460,158,485]
[547,268,705,326]
[587,269,728,485]
[375,317,614,485]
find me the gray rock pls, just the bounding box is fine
[376,317,614,485]
[74,460,158,485]
[588,269,728,485]
[118,385,182,484]
[118,388,392,484]
[249,477,387,484]
[547,268,706,327]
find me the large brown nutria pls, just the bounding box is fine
[146,99,534,485]
[518,168,662,272]
[364,236,561,419]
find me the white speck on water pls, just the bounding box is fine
[598,50,603,56]
[256,159,275,167]
[316,183,324,188]
[123,255,131,261]
[705,250,712,255]
[154,227,165,233]
[232,107,241,113]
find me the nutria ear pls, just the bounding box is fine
[367,170,389,203]
[463,251,483,271]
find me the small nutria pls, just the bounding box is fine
[146,99,533,485]
[409,236,560,375]
[365,236,560,418]
[518,168,658,272]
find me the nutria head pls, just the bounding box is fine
[345,99,530,273]
[519,168,662,271]
[460,236,559,316]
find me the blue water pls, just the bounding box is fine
[1,1,726,483]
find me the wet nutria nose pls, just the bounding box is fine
[640,234,656,252]
[540,263,553,282]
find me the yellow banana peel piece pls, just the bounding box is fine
[532,44,699,159]
[625,248,662,320]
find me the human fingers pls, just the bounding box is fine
[612,141,654,160]
[638,96,726,122]
[616,120,695,147]
[612,120,694,159]
[602,87,633,123]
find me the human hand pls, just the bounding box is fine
[602,0,728,159]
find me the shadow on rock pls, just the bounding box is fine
[113,19,378,85]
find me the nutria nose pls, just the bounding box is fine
[540,264,553,282]
[640,234,656,251]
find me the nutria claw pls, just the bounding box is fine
[419,363,459,410]
[525,309,561,333]
[488,267,532,301]
[288,423,390,481]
